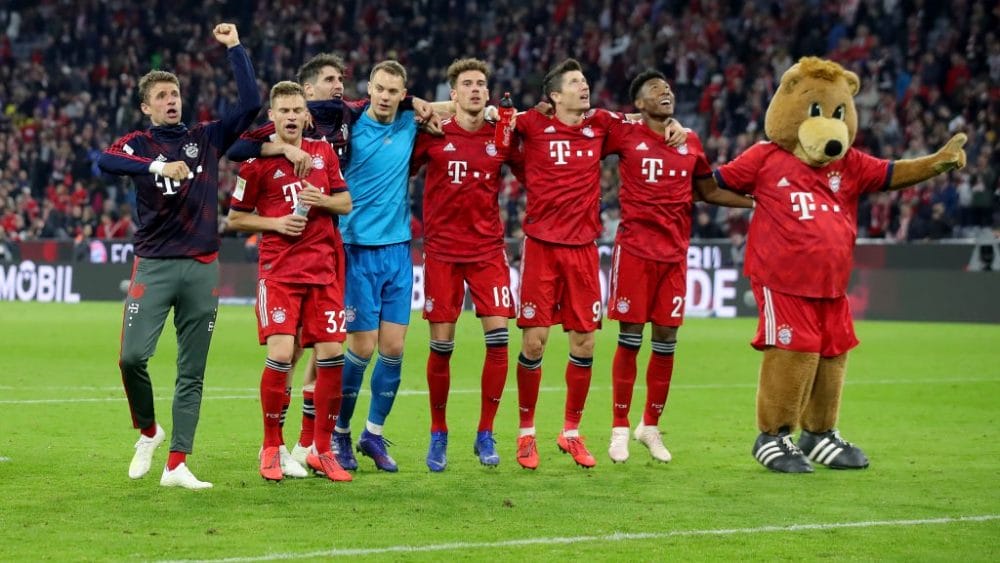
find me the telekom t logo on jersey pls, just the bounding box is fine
[641,158,664,182]
[790,192,842,220]
[790,192,815,220]
[447,161,467,184]
[282,181,303,209]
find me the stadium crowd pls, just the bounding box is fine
[0,0,997,250]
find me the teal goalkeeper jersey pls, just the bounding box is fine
[340,108,418,246]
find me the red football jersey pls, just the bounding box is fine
[411,119,507,262]
[604,120,712,263]
[231,138,347,284]
[715,142,891,298]
[514,108,619,245]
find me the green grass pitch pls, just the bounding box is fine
[1,302,998,561]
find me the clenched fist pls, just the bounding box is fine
[213,23,240,48]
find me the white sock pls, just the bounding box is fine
[562,429,580,438]
[519,426,535,437]
[365,420,383,435]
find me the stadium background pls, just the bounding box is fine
[0,0,996,253]
[1,2,999,561]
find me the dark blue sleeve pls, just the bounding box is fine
[209,45,262,153]
[226,137,262,162]
[98,132,153,176]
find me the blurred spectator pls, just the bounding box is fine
[0,0,995,245]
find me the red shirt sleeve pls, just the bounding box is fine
[715,143,767,195]
[410,131,431,174]
[602,118,627,157]
[847,149,892,194]
[687,132,713,178]
[231,160,260,211]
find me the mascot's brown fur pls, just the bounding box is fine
[738,57,966,472]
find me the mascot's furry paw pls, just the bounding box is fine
[752,431,814,473]
[798,429,870,469]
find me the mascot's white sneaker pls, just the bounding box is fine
[608,427,630,463]
[128,425,165,479]
[752,431,813,473]
[279,445,309,478]
[160,463,213,489]
[634,423,672,463]
[797,429,869,469]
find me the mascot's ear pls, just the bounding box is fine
[779,64,802,93]
[843,69,860,96]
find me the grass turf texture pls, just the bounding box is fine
[1,301,998,561]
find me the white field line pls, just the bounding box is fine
[162,514,1000,562]
[1,377,998,405]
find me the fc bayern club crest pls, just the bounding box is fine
[827,171,842,193]
[183,143,199,159]
[485,142,498,157]
[616,298,631,314]
[271,307,287,324]
[345,307,356,323]
[677,143,689,155]
[521,302,537,320]
[777,324,793,345]
[312,155,325,170]
[582,126,595,138]
[424,298,434,313]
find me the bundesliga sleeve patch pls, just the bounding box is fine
[233,177,246,201]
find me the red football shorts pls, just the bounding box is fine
[607,244,686,327]
[422,253,515,322]
[517,237,601,332]
[256,279,347,346]
[751,282,858,357]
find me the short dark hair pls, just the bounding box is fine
[446,58,490,89]
[297,53,346,85]
[542,58,583,100]
[629,70,668,103]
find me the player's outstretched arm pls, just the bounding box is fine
[694,176,755,208]
[888,133,967,190]
[213,23,262,150]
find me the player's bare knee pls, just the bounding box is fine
[652,325,678,342]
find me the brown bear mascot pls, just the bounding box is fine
[714,57,967,473]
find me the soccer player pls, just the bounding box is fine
[227,54,438,470]
[602,70,753,464]
[509,58,684,470]
[98,23,260,489]
[410,58,516,471]
[227,81,353,483]
[334,60,422,473]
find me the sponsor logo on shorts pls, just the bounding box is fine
[271,307,287,324]
[615,297,631,314]
[777,324,793,345]
[521,301,537,320]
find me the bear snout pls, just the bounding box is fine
[824,140,843,157]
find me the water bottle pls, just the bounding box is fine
[494,92,515,150]
[294,199,310,218]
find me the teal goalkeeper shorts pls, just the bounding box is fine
[343,242,413,331]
